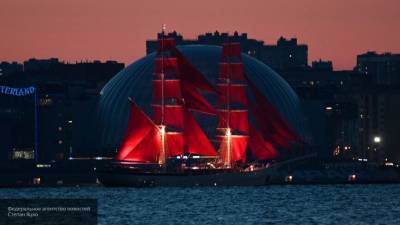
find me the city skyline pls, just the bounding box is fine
[1,0,399,70]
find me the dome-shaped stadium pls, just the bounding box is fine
[97,45,306,151]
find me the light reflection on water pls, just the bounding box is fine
[1,185,399,225]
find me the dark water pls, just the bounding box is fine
[1,185,399,225]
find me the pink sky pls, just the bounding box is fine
[0,0,399,70]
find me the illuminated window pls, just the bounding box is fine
[11,149,34,160]
[39,98,53,106]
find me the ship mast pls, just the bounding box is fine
[217,41,249,168]
[158,24,167,167]
[225,41,232,168]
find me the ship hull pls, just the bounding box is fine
[97,168,273,187]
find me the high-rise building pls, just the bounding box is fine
[146,31,308,71]
[0,62,23,76]
[0,59,125,162]
[356,52,400,86]
[312,59,333,71]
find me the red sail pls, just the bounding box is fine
[183,109,217,156]
[182,81,216,115]
[217,84,247,106]
[152,105,184,130]
[170,47,216,93]
[157,38,176,52]
[219,63,245,81]
[218,135,248,163]
[152,80,182,101]
[249,126,278,160]
[217,110,249,133]
[222,43,241,58]
[166,132,184,157]
[231,135,248,162]
[154,58,179,76]
[249,101,292,148]
[117,102,160,162]
[123,128,161,162]
[248,79,303,144]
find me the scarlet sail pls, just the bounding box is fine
[152,105,184,130]
[247,79,303,145]
[170,48,216,93]
[217,84,247,106]
[221,43,242,59]
[218,135,249,163]
[248,126,278,160]
[152,80,182,101]
[219,63,245,81]
[154,58,179,75]
[216,42,249,165]
[166,132,184,157]
[217,110,249,133]
[123,128,161,162]
[155,37,216,93]
[117,102,160,162]
[183,109,217,156]
[249,101,291,149]
[182,81,216,115]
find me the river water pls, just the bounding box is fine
[1,184,399,225]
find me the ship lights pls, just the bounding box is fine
[33,177,41,185]
[160,125,166,135]
[249,165,254,171]
[384,162,394,167]
[159,125,166,165]
[348,174,357,182]
[224,128,232,168]
[285,175,293,183]
[36,164,51,168]
[226,128,232,137]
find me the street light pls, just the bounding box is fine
[373,136,381,143]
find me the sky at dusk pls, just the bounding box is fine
[1,0,399,70]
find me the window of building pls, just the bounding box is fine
[39,98,53,106]
[10,149,34,160]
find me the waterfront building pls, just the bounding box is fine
[0,59,124,162]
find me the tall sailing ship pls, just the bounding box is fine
[96,29,303,187]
